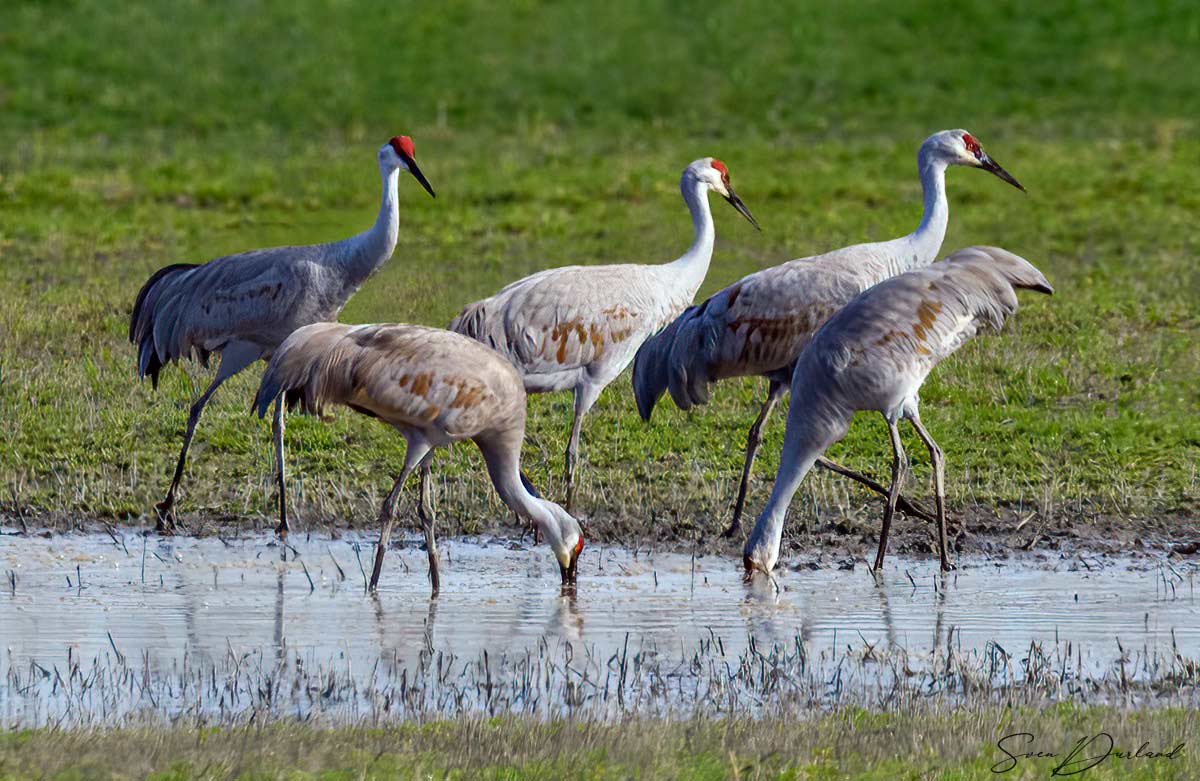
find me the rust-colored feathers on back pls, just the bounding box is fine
[254,323,525,439]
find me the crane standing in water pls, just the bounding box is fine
[129,136,435,534]
[742,246,1053,576]
[633,130,1024,536]
[253,322,586,592]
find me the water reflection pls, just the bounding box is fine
[1,530,1197,683]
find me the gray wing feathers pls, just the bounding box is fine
[130,246,332,387]
[253,322,349,417]
[631,249,895,417]
[631,306,695,420]
[803,246,1052,392]
[129,263,202,387]
[942,245,1054,295]
[255,323,525,439]
[450,265,679,377]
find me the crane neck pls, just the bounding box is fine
[744,444,821,574]
[663,174,716,296]
[335,162,402,292]
[899,152,950,271]
[743,396,848,573]
[479,436,574,560]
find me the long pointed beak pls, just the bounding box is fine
[560,541,582,585]
[399,152,436,198]
[742,554,758,584]
[724,187,761,231]
[979,154,1025,193]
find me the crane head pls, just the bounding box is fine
[380,135,436,198]
[527,491,585,585]
[929,129,1025,193]
[695,157,761,231]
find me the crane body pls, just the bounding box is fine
[633,130,1024,534]
[129,136,434,533]
[253,322,585,592]
[451,158,759,508]
[742,246,1053,575]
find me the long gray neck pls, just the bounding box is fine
[743,396,849,571]
[333,163,401,295]
[743,445,821,567]
[893,151,949,273]
[663,174,715,297]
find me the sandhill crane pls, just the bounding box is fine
[633,130,1024,536]
[450,157,759,509]
[741,246,1053,576]
[129,136,435,534]
[252,322,586,592]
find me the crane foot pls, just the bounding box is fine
[154,499,176,534]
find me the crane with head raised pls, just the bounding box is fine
[741,246,1053,576]
[450,157,759,509]
[633,130,1024,536]
[129,136,435,534]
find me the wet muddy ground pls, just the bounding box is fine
[2,528,1198,726]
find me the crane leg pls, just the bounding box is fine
[908,415,953,572]
[873,419,908,571]
[724,379,786,538]
[272,396,289,537]
[417,454,439,595]
[564,384,601,513]
[814,456,936,523]
[418,452,435,524]
[369,441,432,593]
[154,345,258,533]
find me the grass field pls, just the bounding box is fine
[1,0,1198,541]
[1,707,1195,780]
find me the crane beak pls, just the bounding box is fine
[742,554,759,584]
[559,535,583,585]
[723,187,761,231]
[978,154,1025,193]
[398,151,436,198]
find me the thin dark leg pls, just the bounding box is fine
[417,462,439,595]
[565,399,585,513]
[815,456,935,523]
[418,453,435,523]
[273,396,289,537]
[909,415,952,572]
[873,420,908,571]
[369,440,432,591]
[724,379,785,538]
[368,464,414,592]
[156,374,225,533]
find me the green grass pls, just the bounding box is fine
[1,0,1197,536]
[1,707,1196,780]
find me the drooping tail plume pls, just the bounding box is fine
[252,323,351,418]
[631,302,720,420]
[944,245,1054,295]
[128,263,200,388]
[631,315,685,421]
